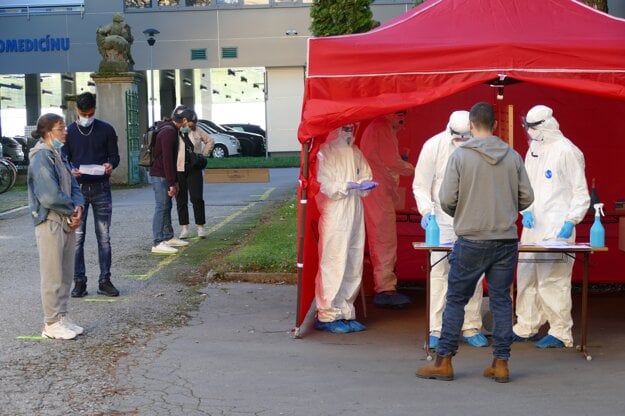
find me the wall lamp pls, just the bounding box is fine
[183,78,192,86]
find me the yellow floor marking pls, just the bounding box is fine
[16,335,47,341]
[128,188,276,281]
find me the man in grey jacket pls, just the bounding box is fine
[416,102,534,383]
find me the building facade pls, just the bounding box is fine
[0,0,416,155]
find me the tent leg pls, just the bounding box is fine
[294,141,311,335]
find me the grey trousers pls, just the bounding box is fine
[35,216,76,325]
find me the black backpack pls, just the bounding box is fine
[138,124,159,168]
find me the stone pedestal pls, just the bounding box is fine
[91,72,144,185]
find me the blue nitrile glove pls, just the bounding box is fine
[347,181,360,190]
[557,220,575,239]
[522,211,535,229]
[421,213,433,230]
[359,180,378,191]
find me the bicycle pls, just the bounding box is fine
[0,157,18,194]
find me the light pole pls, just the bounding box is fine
[143,28,159,125]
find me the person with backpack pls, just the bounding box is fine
[149,108,192,254]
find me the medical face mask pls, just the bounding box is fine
[78,116,94,128]
[527,129,543,157]
[52,138,64,150]
[180,127,190,134]
[527,128,543,141]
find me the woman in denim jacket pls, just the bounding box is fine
[28,113,84,340]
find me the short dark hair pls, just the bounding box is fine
[32,113,64,139]
[76,92,96,111]
[469,102,495,131]
[171,105,197,123]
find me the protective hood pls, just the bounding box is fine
[447,110,471,140]
[325,126,354,150]
[462,136,510,165]
[526,104,564,145]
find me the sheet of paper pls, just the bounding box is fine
[78,164,105,176]
[537,240,590,249]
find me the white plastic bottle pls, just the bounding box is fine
[589,203,605,248]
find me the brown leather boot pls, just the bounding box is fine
[483,358,510,383]
[415,354,454,381]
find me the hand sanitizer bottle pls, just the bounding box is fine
[425,212,440,246]
[590,203,605,248]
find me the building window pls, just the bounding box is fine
[125,0,313,9]
[125,0,152,8]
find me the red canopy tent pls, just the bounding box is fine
[294,0,625,333]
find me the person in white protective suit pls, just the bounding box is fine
[412,111,489,349]
[513,105,590,348]
[360,111,415,308]
[314,125,378,333]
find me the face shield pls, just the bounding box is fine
[338,124,355,145]
[388,111,407,130]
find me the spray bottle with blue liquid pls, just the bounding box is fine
[590,203,605,248]
[425,205,440,247]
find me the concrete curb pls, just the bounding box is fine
[218,272,297,285]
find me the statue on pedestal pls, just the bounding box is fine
[96,13,135,73]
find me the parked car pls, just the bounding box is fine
[200,119,266,157]
[12,135,37,165]
[196,122,241,158]
[222,123,266,138]
[0,136,25,163]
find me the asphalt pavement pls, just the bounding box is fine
[2,167,625,416]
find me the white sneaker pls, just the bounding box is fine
[197,225,206,239]
[60,315,84,335]
[179,225,190,239]
[152,242,179,254]
[165,237,189,247]
[42,321,77,340]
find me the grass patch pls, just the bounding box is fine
[206,156,299,169]
[220,198,298,273]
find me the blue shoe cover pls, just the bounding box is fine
[429,335,439,349]
[512,333,541,342]
[373,291,411,308]
[535,334,565,349]
[344,320,367,332]
[462,333,489,347]
[314,319,351,333]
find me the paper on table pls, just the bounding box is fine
[78,164,105,175]
[537,240,591,249]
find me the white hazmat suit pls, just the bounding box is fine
[360,113,414,300]
[412,111,486,340]
[315,127,373,324]
[514,105,590,347]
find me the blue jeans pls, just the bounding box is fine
[151,176,174,246]
[437,237,518,360]
[74,182,112,284]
